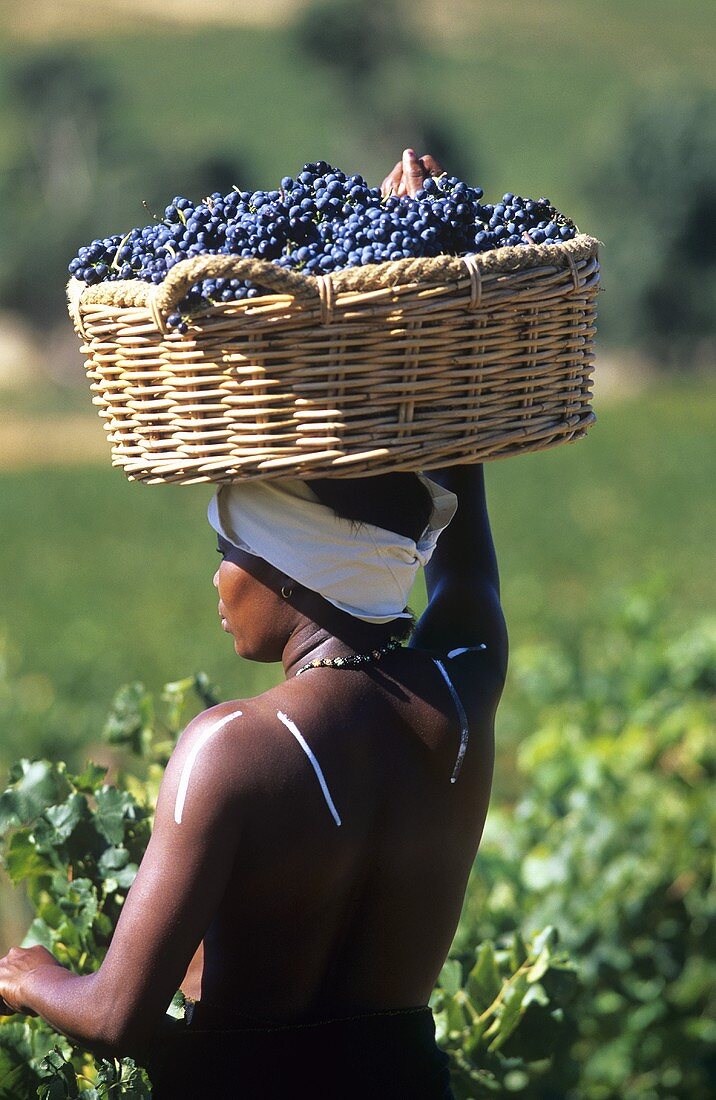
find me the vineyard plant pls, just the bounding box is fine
[0,590,713,1097]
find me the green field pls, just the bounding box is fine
[1,379,714,772]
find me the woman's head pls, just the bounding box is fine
[213,535,301,661]
[210,472,451,660]
[308,473,433,544]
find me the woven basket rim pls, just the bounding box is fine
[66,234,600,485]
[67,233,601,322]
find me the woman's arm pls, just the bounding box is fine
[411,465,508,683]
[380,152,508,677]
[0,702,252,1059]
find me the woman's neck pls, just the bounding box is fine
[282,619,398,679]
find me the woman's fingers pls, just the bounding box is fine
[380,161,403,198]
[402,148,427,197]
[381,150,447,199]
[0,945,60,1014]
[419,154,446,179]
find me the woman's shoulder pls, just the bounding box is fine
[168,696,292,792]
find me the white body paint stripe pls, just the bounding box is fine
[434,659,470,784]
[276,710,342,827]
[447,643,487,659]
[174,709,244,825]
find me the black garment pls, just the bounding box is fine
[143,1002,455,1099]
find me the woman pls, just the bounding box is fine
[0,152,507,1098]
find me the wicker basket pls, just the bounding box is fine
[66,235,600,485]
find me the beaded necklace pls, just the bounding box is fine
[294,638,402,677]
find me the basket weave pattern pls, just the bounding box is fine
[67,235,599,485]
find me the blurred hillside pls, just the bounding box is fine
[0,0,714,383]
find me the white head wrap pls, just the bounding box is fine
[207,474,457,624]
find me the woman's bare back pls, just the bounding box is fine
[189,644,499,1020]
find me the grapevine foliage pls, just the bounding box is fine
[0,675,216,1099]
[431,926,579,1097]
[0,756,153,1099]
[455,592,716,1097]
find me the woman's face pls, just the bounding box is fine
[213,538,295,661]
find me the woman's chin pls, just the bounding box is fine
[229,633,256,659]
[232,636,283,663]
[219,620,247,655]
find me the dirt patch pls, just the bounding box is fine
[2,0,306,41]
[0,415,108,469]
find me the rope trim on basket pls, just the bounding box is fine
[566,252,580,293]
[462,254,483,310]
[317,274,335,324]
[149,294,166,335]
[68,235,600,325]
[66,277,87,340]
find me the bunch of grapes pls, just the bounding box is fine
[68,161,577,332]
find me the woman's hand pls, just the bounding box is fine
[380,148,445,198]
[0,945,62,1015]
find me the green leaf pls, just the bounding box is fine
[36,1045,80,1098]
[97,845,130,872]
[44,794,88,843]
[98,846,137,889]
[94,787,139,846]
[166,989,188,1021]
[161,677,196,733]
[437,958,462,996]
[0,1027,43,1100]
[463,1014,489,1058]
[95,1058,121,1087]
[59,878,100,935]
[508,929,528,971]
[72,763,109,794]
[103,683,154,756]
[530,925,559,955]
[431,991,469,1047]
[467,941,502,1011]
[486,973,528,1052]
[0,1053,38,1100]
[442,993,468,1040]
[521,982,550,1009]
[0,761,71,835]
[22,917,57,951]
[526,946,551,985]
[117,1058,152,1096]
[3,828,57,883]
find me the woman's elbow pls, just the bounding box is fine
[87,1000,167,1062]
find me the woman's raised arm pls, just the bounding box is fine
[410,465,508,683]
